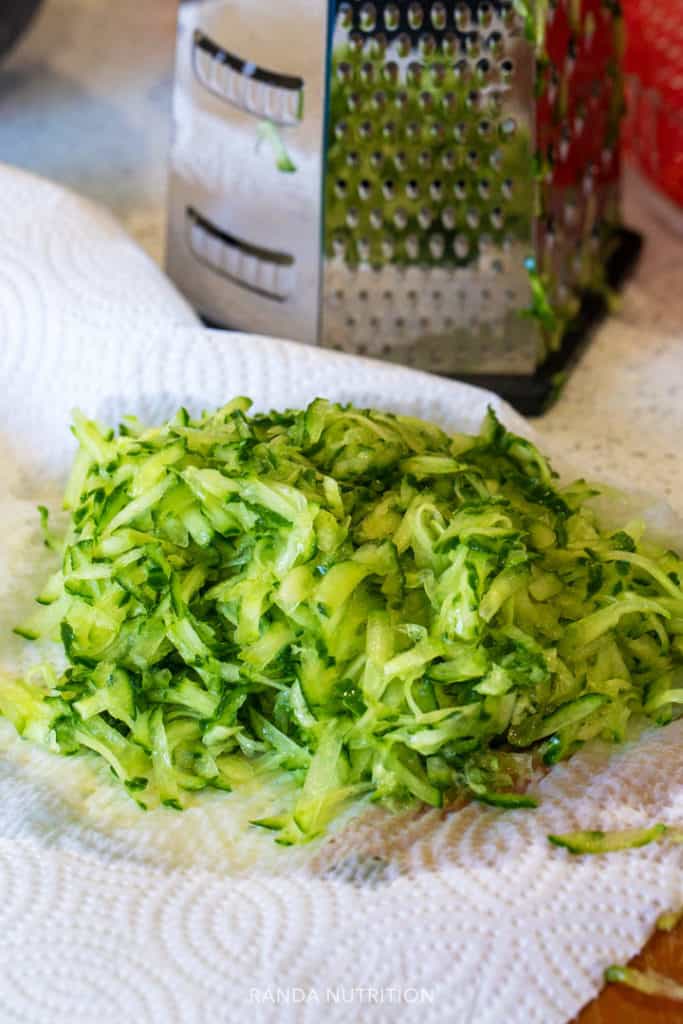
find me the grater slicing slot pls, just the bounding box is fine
[192,30,304,125]
[187,207,295,303]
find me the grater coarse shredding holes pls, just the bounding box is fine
[166,0,639,413]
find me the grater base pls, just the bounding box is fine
[455,228,643,417]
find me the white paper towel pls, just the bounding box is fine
[1,163,683,1024]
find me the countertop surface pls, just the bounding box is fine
[1,3,683,1020]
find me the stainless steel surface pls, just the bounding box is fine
[191,28,304,125]
[186,206,296,302]
[321,0,538,374]
[165,0,625,376]
[166,0,328,343]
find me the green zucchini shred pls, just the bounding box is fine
[605,965,683,1002]
[548,822,683,856]
[548,824,667,855]
[657,907,683,933]
[4,398,683,843]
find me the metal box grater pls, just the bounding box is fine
[166,0,636,410]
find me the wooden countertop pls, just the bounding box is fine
[578,918,683,1022]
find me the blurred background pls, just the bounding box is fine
[0,0,176,262]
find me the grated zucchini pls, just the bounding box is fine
[4,398,683,842]
[605,966,683,1002]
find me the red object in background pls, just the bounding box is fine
[623,0,683,208]
[534,0,622,288]
[537,0,621,193]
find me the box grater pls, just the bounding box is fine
[166,0,638,412]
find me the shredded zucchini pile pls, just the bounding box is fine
[4,399,683,843]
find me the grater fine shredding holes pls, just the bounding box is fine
[322,0,536,372]
[167,0,630,398]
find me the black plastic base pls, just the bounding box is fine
[454,227,643,417]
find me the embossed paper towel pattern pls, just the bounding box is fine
[1,164,683,1024]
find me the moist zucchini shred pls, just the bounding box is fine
[4,398,683,844]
